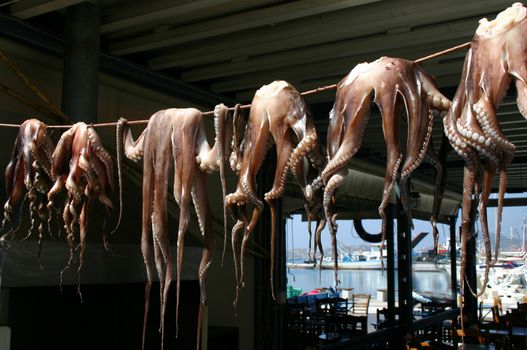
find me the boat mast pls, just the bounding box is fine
[522,215,526,254]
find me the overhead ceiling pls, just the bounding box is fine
[2,0,527,198]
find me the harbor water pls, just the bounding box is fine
[286,267,452,297]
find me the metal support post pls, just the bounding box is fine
[463,207,478,326]
[386,204,396,325]
[397,197,413,340]
[449,216,457,308]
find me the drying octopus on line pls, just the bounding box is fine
[308,57,451,286]
[118,104,232,350]
[1,119,54,262]
[443,3,526,321]
[226,80,324,304]
[47,122,121,297]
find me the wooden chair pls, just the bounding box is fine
[349,294,370,335]
[350,293,371,317]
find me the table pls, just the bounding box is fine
[456,344,495,350]
[486,326,527,337]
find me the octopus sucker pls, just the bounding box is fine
[119,104,232,350]
[226,80,323,302]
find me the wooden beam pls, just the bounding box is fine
[181,19,475,82]
[148,0,511,70]
[228,48,467,103]
[487,197,527,207]
[214,58,463,98]
[100,0,231,34]
[208,42,464,100]
[10,0,88,19]
[109,0,381,55]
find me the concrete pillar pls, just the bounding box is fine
[61,1,100,123]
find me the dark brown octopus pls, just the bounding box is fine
[118,104,232,350]
[443,3,527,321]
[226,80,324,303]
[2,119,54,261]
[47,122,119,298]
[309,57,451,286]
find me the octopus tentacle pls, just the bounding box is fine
[265,129,294,299]
[417,68,452,112]
[88,127,114,193]
[231,218,245,312]
[213,104,232,266]
[425,140,447,253]
[305,202,322,261]
[60,198,78,288]
[51,125,76,180]
[400,92,435,228]
[192,170,215,350]
[241,178,264,211]
[474,97,515,154]
[229,104,246,175]
[376,91,402,250]
[289,119,319,190]
[459,162,477,330]
[140,142,155,350]
[323,169,346,288]
[151,168,171,347]
[516,79,527,119]
[76,197,92,303]
[321,94,372,184]
[110,117,126,234]
[467,160,494,298]
[314,217,326,268]
[118,118,146,162]
[239,203,263,287]
[492,153,513,265]
[170,110,203,340]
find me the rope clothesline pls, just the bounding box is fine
[0,41,472,129]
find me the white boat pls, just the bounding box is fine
[286,261,316,269]
[317,246,447,272]
[319,249,393,270]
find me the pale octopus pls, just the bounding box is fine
[118,104,232,350]
[309,57,451,285]
[47,122,119,297]
[225,80,324,303]
[443,3,526,316]
[2,119,54,261]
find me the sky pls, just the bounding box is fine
[285,192,527,253]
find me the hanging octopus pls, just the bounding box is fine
[47,122,120,298]
[309,57,451,286]
[226,80,324,303]
[118,104,232,350]
[2,118,54,262]
[443,3,527,322]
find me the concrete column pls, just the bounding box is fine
[61,1,100,123]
